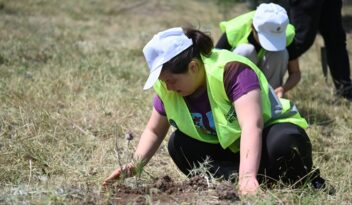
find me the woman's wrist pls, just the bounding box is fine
[239,172,257,181]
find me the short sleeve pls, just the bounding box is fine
[153,95,166,116]
[223,62,260,102]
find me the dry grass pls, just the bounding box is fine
[0,0,351,204]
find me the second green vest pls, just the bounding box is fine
[220,11,295,58]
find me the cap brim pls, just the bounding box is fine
[143,65,162,90]
[257,31,286,51]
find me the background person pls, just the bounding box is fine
[287,0,352,101]
[216,3,301,98]
[245,0,352,101]
[103,27,330,195]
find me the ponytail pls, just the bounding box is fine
[162,27,214,74]
[184,27,213,57]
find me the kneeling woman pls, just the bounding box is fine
[104,27,327,195]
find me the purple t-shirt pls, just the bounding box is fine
[153,62,260,135]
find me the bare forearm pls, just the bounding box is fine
[103,109,169,185]
[134,128,166,164]
[239,126,262,179]
[282,72,300,92]
[283,59,301,92]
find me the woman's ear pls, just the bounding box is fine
[188,59,200,73]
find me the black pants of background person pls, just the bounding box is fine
[288,0,352,98]
[168,123,316,185]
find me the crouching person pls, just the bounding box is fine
[103,27,331,195]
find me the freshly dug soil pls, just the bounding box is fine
[110,175,239,205]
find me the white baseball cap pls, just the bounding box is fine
[253,3,289,51]
[142,27,193,90]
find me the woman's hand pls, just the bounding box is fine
[274,86,285,98]
[102,162,136,186]
[239,175,259,195]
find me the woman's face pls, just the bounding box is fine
[159,60,204,97]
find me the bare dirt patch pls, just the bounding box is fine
[109,175,239,205]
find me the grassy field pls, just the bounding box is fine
[0,0,351,204]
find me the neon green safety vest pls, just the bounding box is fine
[154,49,307,153]
[220,11,295,59]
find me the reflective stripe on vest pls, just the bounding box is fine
[154,49,307,153]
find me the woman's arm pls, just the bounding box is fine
[103,108,170,185]
[134,108,170,163]
[275,58,301,97]
[234,89,263,195]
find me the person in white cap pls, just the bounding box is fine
[103,27,332,195]
[217,3,301,98]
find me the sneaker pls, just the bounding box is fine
[311,176,336,195]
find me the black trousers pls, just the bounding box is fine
[168,123,316,184]
[288,0,351,90]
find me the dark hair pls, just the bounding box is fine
[162,27,214,74]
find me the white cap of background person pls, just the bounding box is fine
[253,3,289,51]
[142,27,193,90]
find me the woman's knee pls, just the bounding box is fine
[265,124,311,159]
